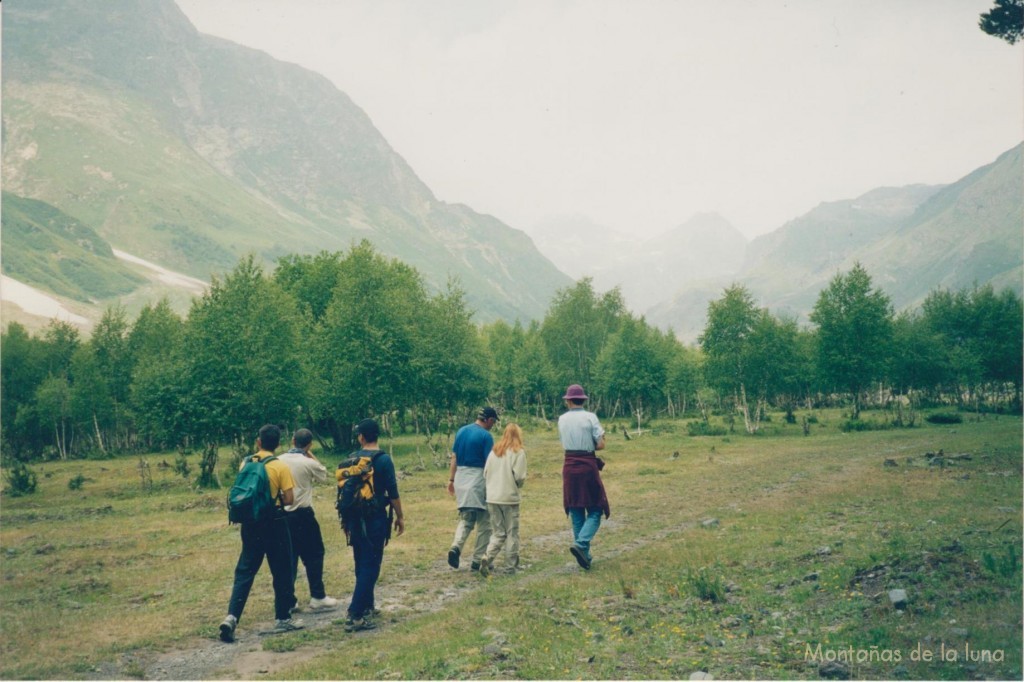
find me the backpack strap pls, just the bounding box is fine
[255,454,284,508]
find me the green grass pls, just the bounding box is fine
[0,409,1020,679]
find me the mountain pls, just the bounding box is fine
[1,0,571,325]
[593,213,747,311]
[648,144,1023,342]
[528,215,633,281]
[1,192,145,302]
[529,212,747,312]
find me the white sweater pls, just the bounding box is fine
[483,448,527,505]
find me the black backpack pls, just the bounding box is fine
[335,451,387,535]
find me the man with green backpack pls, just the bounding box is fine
[218,424,302,642]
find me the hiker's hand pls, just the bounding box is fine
[447,480,455,496]
[394,516,405,536]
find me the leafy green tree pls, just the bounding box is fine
[90,306,134,449]
[411,280,489,420]
[274,251,345,322]
[482,319,521,408]
[888,310,948,400]
[540,278,626,396]
[745,312,806,423]
[1,323,48,458]
[810,263,893,418]
[700,285,762,432]
[34,375,73,459]
[69,344,114,455]
[921,285,1023,407]
[515,322,556,417]
[594,316,669,427]
[307,242,427,447]
[39,320,80,379]
[980,0,1024,44]
[128,300,186,449]
[484,319,555,415]
[666,343,704,417]
[180,256,303,447]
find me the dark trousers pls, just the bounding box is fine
[286,507,326,601]
[348,514,389,619]
[227,517,295,622]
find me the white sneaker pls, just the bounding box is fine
[309,595,339,611]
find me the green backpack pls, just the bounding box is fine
[227,455,280,524]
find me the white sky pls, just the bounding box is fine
[175,0,1023,240]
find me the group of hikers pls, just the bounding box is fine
[217,383,609,642]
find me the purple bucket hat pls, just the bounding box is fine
[562,384,588,401]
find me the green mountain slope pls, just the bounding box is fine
[1,0,570,322]
[649,143,1023,341]
[0,192,144,302]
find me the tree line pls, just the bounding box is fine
[2,242,1021,462]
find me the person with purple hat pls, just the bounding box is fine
[558,384,609,570]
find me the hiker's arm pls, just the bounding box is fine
[308,456,327,482]
[280,487,295,507]
[595,435,605,451]
[515,450,527,487]
[446,453,457,496]
[391,498,405,536]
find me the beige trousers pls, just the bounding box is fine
[484,503,520,569]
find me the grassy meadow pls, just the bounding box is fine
[0,408,1021,680]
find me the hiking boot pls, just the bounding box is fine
[471,561,481,572]
[272,617,305,633]
[344,616,377,632]
[309,596,339,611]
[447,546,461,569]
[478,558,490,577]
[570,545,592,570]
[219,614,237,643]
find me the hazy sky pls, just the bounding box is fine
[175,0,1023,240]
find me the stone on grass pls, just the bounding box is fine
[689,672,713,680]
[888,589,908,610]
[818,660,850,679]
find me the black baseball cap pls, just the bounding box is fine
[477,407,499,421]
[355,418,380,442]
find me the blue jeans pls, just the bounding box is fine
[348,513,389,619]
[568,507,602,559]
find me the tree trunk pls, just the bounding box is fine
[93,413,107,455]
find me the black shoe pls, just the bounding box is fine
[219,615,237,643]
[471,561,481,572]
[570,545,591,570]
[447,546,461,569]
[344,616,377,632]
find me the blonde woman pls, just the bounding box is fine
[479,423,528,576]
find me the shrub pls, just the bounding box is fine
[687,421,728,437]
[173,452,192,480]
[925,412,963,425]
[686,567,726,603]
[195,443,220,489]
[68,474,87,491]
[840,419,891,433]
[4,462,38,497]
[982,543,1020,579]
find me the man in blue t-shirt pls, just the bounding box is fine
[446,407,498,571]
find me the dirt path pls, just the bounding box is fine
[84,513,694,680]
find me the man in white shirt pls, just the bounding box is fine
[280,428,339,611]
